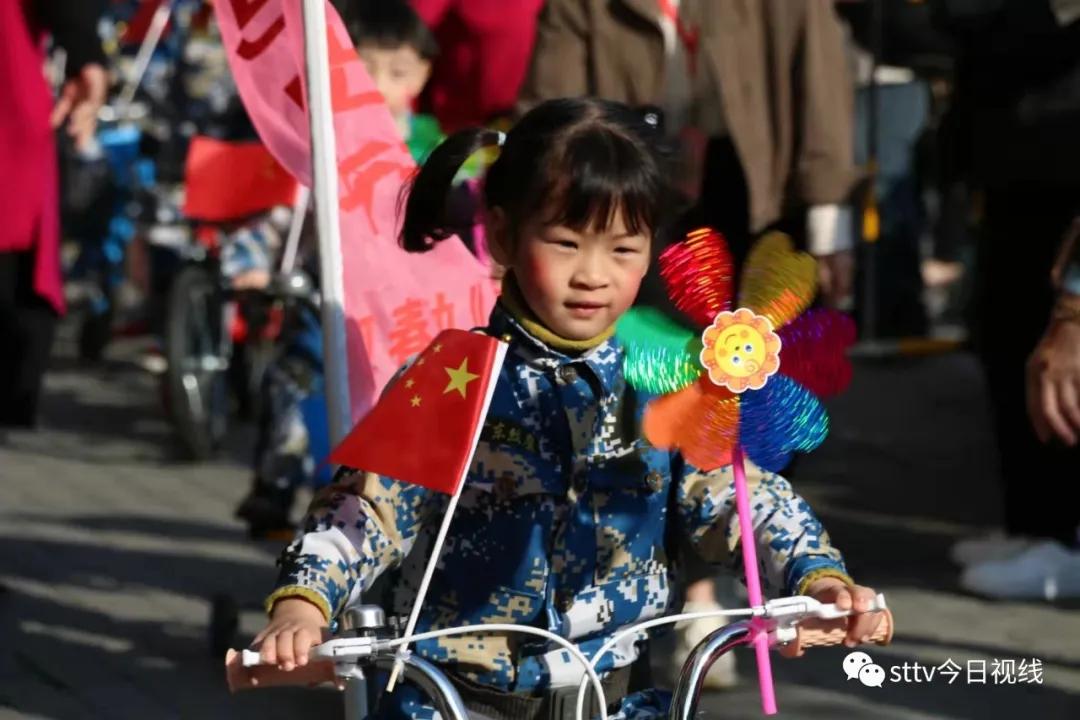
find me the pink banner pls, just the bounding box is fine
[214,0,497,420]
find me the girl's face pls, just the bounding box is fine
[497,209,651,340]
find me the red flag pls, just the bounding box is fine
[182,136,299,221]
[329,330,507,494]
[119,0,168,47]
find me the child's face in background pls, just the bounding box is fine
[357,44,430,121]
[509,210,651,340]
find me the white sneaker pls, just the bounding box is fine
[950,532,1036,566]
[671,601,739,690]
[960,541,1080,600]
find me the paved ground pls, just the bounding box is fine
[1,322,1078,719]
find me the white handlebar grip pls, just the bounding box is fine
[242,649,264,667]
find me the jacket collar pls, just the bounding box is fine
[487,302,624,398]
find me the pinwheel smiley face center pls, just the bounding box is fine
[701,309,782,393]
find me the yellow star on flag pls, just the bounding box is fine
[443,358,479,398]
[405,378,415,389]
[410,395,422,407]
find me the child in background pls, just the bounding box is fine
[253,97,885,719]
[344,0,443,162]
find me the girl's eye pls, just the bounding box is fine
[552,240,578,250]
[614,247,638,255]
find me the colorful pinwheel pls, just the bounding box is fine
[619,229,855,474]
[617,228,855,715]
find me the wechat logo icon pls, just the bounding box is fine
[844,651,886,688]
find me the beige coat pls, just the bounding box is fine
[520,0,859,237]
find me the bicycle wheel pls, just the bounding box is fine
[164,265,230,460]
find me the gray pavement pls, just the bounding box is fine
[1,323,1078,719]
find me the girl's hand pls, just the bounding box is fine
[804,577,884,648]
[252,597,329,671]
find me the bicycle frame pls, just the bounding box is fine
[669,620,755,720]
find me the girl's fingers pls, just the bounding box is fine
[834,587,852,610]
[260,631,278,665]
[294,628,317,666]
[848,611,881,644]
[852,586,876,613]
[251,629,267,649]
[845,586,880,644]
[276,629,297,670]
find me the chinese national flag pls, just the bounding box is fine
[328,330,507,495]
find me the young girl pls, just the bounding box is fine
[253,98,883,719]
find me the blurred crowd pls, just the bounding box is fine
[2,0,1080,689]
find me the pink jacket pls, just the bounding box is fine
[0,0,64,313]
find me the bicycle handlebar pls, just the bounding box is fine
[227,595,895,720]
[780,607,894,658]
[225,648,336,692]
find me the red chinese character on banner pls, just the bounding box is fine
[326,27,383,112]
[338,142,412,230]
[387,298,433,365]
[228,0,284,60]
[432,292,455,331]
[230,0,272,28]
[355,315,376,355]
[470,282,489,325]
[284,75,304,109]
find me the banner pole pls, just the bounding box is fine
[301,0,351,445]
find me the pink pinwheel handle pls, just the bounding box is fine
[732,445,777,715]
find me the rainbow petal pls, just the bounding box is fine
[777,308,856,398]
[738,232,817,330]
[659,228,734,328]
[643,379,740,471]
[617,307,702,394]
[738,375,828,472]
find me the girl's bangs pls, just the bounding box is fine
[534,128,659,236]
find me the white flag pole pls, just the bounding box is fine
[385,341,509,692]
[384,482,464,693]
[301,0,351,445]
[279,186,310,274]
[116,0,172,110]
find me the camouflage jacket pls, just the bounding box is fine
[269,301,850,701]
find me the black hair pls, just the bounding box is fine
[343,0,438,60]
[400,97,668,253]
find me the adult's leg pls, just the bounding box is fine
[0,252,20,416]
[977,185,1080,547]
[0,251,58,427]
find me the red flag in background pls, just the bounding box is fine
[182,136,299,221]
[118,0,167,46]
[329,330,507,494]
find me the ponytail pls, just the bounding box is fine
[399,127,503,252]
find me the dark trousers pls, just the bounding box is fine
[975,185,1080,546]
[0,250,58,427]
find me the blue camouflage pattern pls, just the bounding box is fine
[271,301,848,718]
